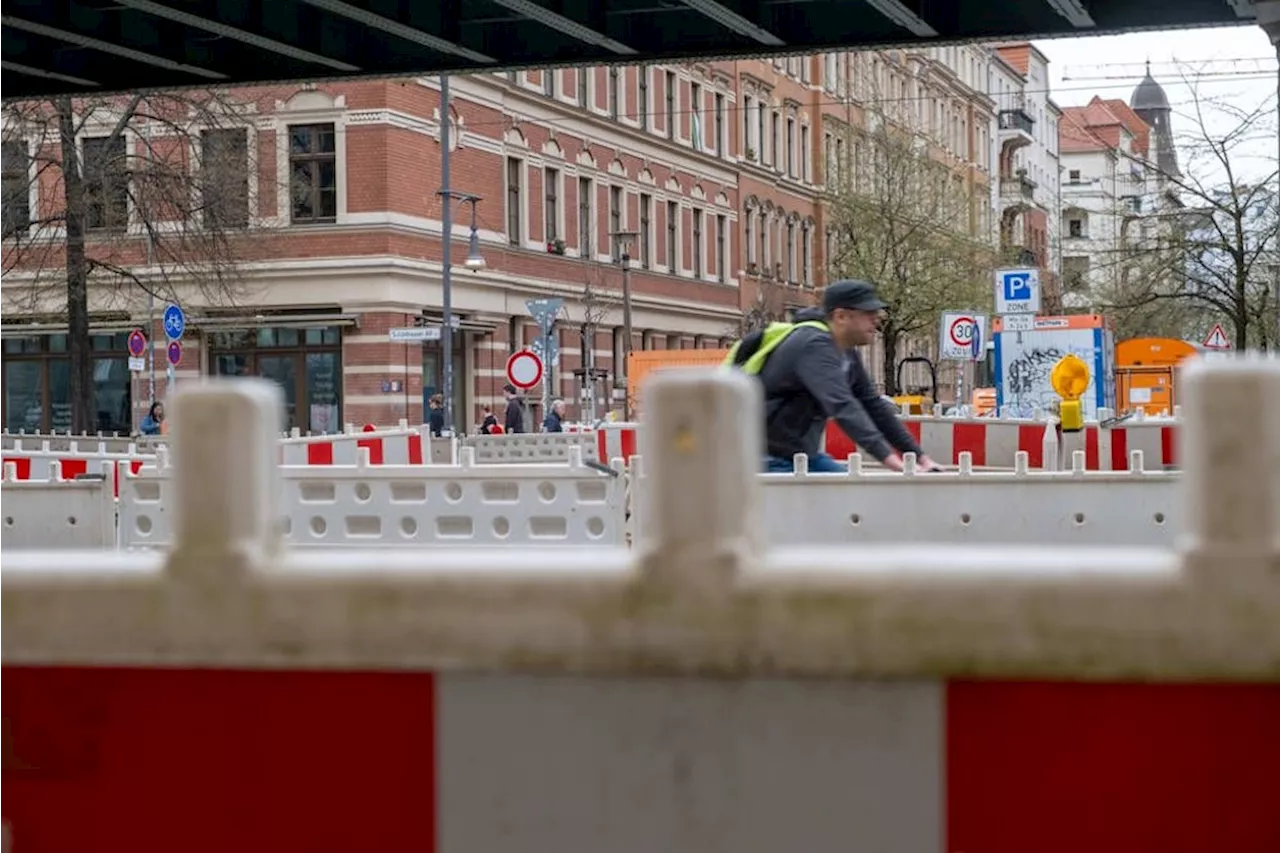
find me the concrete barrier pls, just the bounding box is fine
[3,362,1279,851]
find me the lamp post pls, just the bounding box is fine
[610,230,639,420]
[435,74,486,436]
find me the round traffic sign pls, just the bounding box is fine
[506,349,543,389]
[948,316,977,347]
[127,329,147,357]
[163,304,186,340]
[166,340,182,367]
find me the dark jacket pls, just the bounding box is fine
[504,396,524,433]
[427,408,444,437]
[844,344,925,459]
[755,308,919,462]
[542,410,563,433]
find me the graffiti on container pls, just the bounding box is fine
[1007,347,1063,397]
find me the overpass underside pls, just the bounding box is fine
[1,0,1263,100]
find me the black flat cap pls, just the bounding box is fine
[822,279,888,313]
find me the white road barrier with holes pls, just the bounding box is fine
[629,448,1178,547]
[1,460,116,548]
[117,445,625,549]
[469,431,598,463]
[3,363,1279,850]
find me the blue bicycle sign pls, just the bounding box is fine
[163,304,186,340]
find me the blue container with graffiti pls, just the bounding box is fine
[993,316,1116,419]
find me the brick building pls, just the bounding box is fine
[2,49,1003,434]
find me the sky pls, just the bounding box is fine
[1032,25,1277,188]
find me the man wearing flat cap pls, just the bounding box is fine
[742,279,942,473]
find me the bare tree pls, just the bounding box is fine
[731,271,793,337]
[560,261,622,420]
[825,81,996,394]
[1095,73,1279,350]
[2,90,262,432]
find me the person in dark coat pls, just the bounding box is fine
[753,280,943,474]
[503,383,525,434]
[542,399,565,433]
[426,393,444,437]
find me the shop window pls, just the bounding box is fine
[209,325,342,432]
[1,332,132,434]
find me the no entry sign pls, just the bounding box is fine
[505,349,543,389]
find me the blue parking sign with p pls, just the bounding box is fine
[994,268,1040,315]
[1002,272,1031,301]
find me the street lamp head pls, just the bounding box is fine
[464,227,486,269]
[611,230,639,264]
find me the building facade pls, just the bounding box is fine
[990,44,1062,308]
[1,45,1031,434]
[1057,68,1181,309]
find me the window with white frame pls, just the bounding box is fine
[666,200,679,271]
[692,208,704,278]
[824,131,834,185]
[824,54,837,92]
[802,223,812,286]
[714,92,725,156]
[288,124,336,226]
[745,207,757,266]
[543,68,555,97]
[638,66,649,130]
[578,68,589,106]
[200,128,250,229]
[761,212,771,270]
[639,192,652,268]
[786,116,796,178]
[771,111,781,171]
[690,82,703,151]
[786,220,796,282]
[544,166,560,242]
[609,67,620,119]
[800,123,810,183]
[609,185,623,259]
[665,70,677,138]
[715,214,727,283]
[578,176,593,256]
[506,157,522,245]
[2,140,31,237]
[742,94,755,158]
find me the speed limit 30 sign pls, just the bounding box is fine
[939,311,986,361]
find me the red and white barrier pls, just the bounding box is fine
[4,667,1275,852]
[595,422,639,463]
[5,363,1279,851]
[825,416,1177,470]
[1,441,149,497]
[279,427,425,465]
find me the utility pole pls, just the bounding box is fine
[145,229,155,407]
[439,74,455,436]
[611,231,638,420]
[433,77,487,434]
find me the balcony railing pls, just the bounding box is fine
[999,171,1037,205]
[998,109,1035,136]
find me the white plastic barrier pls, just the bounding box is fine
[630,447,1178,547]
[119,445,625,549]
[3,364,1279,850]
[1,460,116,549]
[468,432,597,463]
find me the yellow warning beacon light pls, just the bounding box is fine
[1050,353,1090,433]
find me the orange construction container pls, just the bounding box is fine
[627,349,730,414]
[1115,337,1198,416]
